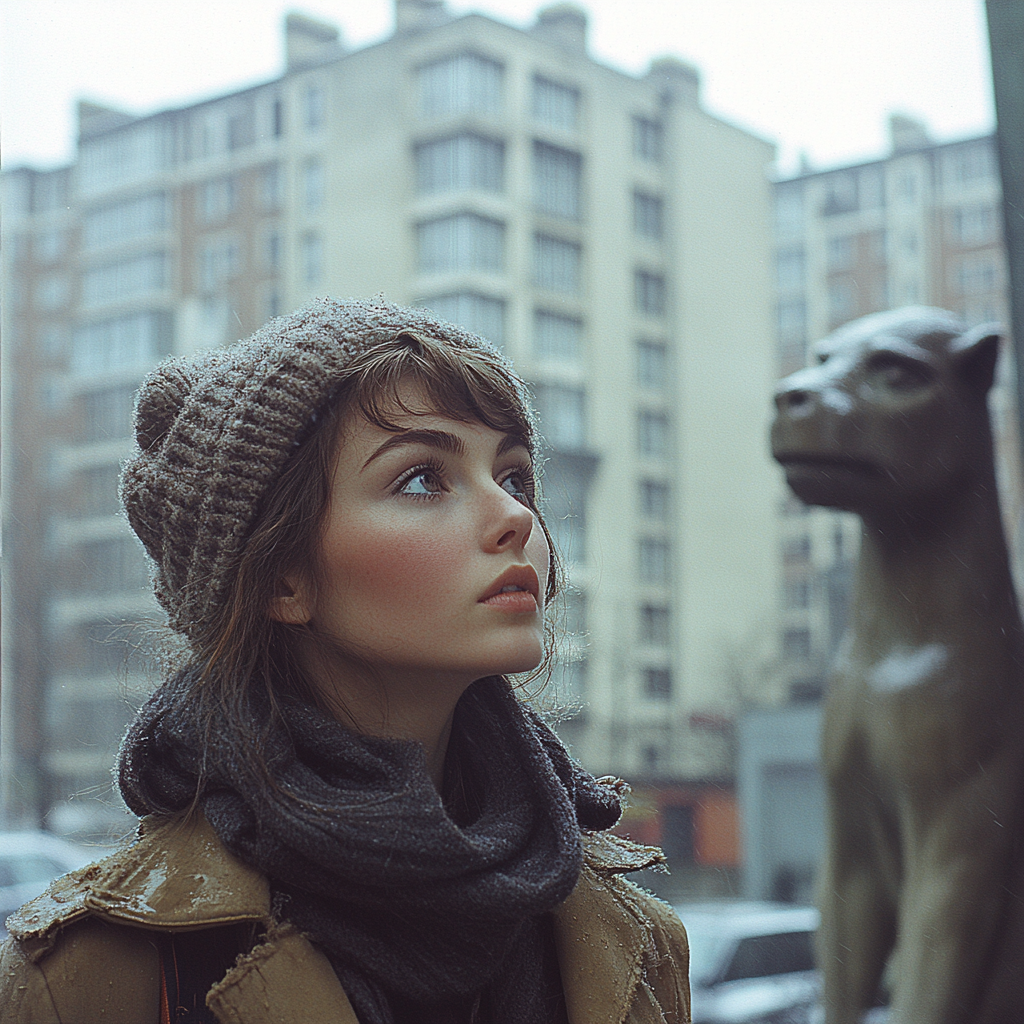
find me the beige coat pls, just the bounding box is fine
[0,814,690,1023]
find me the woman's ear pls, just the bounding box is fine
[269,575,313,625]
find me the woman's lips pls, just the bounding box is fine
[480,589,538,612]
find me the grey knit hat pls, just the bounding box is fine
[120,297,525,642]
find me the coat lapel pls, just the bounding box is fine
[207,924,358,1024]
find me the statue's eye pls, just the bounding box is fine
[868,355,931,391]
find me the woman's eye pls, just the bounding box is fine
[501,471,532,503]
[399,469,444,496]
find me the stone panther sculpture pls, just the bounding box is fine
[770,307,1024,1024]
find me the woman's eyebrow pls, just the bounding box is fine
[496,432,531,457]
[363,428,530,469]
[362,429,466,468]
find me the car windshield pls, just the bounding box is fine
[721,930,816,982]
[682,920,817,986]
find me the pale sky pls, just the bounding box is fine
[1,0,995,177]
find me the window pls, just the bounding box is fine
[260,164,283,211]
[82,384,137,441]
[783,534,811,563]
[821,172,858,216]
[533,142,581,220]
[783,628,812,661]
[302,233,323,284]
[75,538,147,594]
[640,604,670,645]
[776,247,805,291]
[634,271,666,317]
[638,411,670,457]
[36,276,69,311]
[638,538,670,583]
[661,805,695,862]
[561,588,588,637]
[227,111,253,151]
[419,53,503,117]
[636,340,668,389]
[859,167,884,209]
[35,228,67,263]
[552,658,587,702]
[639,480,670,520]
[533,234,580,293]
[417,214,504,274]
[543,458,589,563]
[952,205,997,246]
[896,171,917,203]
[534,311,581,361]
[81,253,166,309]
[199,176,237,223]
[83,193,168,250]
[828,280,857,322]
[633,116,663,162]
[533,76,579,130]
[785,579,810,609]
[643,668,673,699]
[272,96,285,138]
[533,384,586,450]
[633,191,663,240]
[62,622,134,677]
[777,299,806,343]
[416,293,505,346]
[78,123,170,196]
[944,143,995,186]
[826,236,854,272]
[199,239,241,291]
[415,134,504,194]
[79,464,122,516]
[304,83,325,130]
[264,229,282,272]
[71,312,172,377]
[263,287,283,323]
[721,932,815,983]
[775,187,804,238]
[303,158,324,212]
[953,257,998,295]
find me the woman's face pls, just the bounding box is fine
[285,379,550,691]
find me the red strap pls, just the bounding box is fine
[158,934,180,1024]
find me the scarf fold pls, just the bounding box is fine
[118,673,621,1024]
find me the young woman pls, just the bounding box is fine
[0,299,690,1024]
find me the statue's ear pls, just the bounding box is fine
[950,323,1001,395]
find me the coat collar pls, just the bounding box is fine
[9,814,667,1024]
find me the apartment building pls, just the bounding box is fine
[772,114,1016,694]
[2,3,782,881]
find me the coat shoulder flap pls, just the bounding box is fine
[6,813,270,961]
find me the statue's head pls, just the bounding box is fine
[771,306,1001,519]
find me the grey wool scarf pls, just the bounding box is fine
[118,674,621,1024]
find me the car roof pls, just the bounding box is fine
[674,900,819,936]
[0,831,97,869]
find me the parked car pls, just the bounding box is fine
[675,900,821,1024]
[0,831,96,938]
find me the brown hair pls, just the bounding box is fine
[193,331,560,753]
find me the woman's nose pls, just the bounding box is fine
[489,487,534,551]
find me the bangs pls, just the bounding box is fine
[336,332,535,453]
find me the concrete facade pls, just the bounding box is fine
[1,3,783,846]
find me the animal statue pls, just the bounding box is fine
[770,307,1024,1024]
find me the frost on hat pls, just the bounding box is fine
[120,297,518,642]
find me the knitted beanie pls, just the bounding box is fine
[120,297,524,642]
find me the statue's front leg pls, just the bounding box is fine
[819,791,897,1024]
